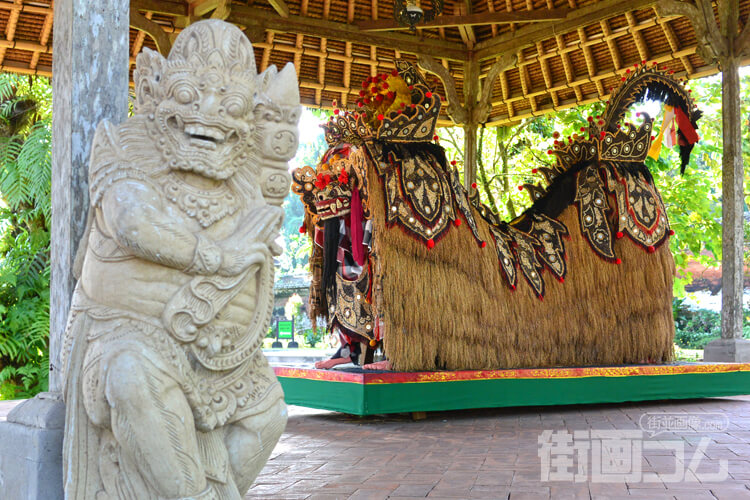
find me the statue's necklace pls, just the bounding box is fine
[162,176,240,228]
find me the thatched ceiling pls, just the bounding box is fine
[1,0,747,125]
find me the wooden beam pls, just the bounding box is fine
[267,0,290,17]
[357,8,570,31]
[474,0,658,60]
[226,5,468,61]
[131,0,187,16]
[130,10,172,56]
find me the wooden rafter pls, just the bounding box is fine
[267,0,289,17]
[474,0,659,60]
[357,8,570,31]
[226,6,468,60]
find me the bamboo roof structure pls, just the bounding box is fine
[0,0,747,126]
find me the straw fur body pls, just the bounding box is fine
[368,166,675,371]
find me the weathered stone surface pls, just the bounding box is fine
[61,20,300,499]
[50,0,130,393]
[0,394,64,500]
[704,338,750,363]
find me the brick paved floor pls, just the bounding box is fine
[4,397,750,499]
[247,396,750,500]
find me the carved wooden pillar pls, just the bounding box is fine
[50,0,130,391]
[659,0,749,359]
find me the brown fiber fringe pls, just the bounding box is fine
[368,166,676,372]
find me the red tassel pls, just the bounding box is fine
[299,225,306,234]
[616,231,624,239]
[615,258,622,265]
[480,241,487,248]
[558,277,565,283]
[668,229,675,236]
[453,219,462,227]
[510,285,516,291]
[647,245,656,253]
[426,238,435,249]
[674,107,699,144]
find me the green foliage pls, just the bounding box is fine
[302,328,323,348]
[672,298,750,349]
[0,74,51,400]
[278,108,330,276]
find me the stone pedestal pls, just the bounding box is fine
[704,338,750,363]
[0,393,64,500]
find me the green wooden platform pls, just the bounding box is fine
[274,363,750,415]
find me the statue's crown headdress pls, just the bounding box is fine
[322,60,440,146]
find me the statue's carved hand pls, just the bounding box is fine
[219,242,269,276]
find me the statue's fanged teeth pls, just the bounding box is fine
[184,124,227,149]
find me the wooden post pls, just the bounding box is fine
[50,0,130,392]
[719,56,745,342]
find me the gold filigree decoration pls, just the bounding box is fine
[373,143,455,243]
[605,165,670,251]
[575,163,615,260]
[599,121,652,163]
[331,269,375,341]
[489,225,517,289]
[448,168,483,244]
[508,226,545,297]
[528,213,568,280]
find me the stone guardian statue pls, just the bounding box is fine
[60,20,300,499]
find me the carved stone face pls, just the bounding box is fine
[155,66,255,180]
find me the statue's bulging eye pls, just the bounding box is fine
[223,96,247,117]
[173,84,196,105]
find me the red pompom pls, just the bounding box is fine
[377,113,384,120]
[450,160,457,166]
[425,91,433,98]
[299,225,306,234]
[647,245,656,253]
[558,277,565,283]
[382,82,389,89]
[400,102,406,108]
[547,150,553,155]
[471,182,477,189]
[334,109,339,115]
[480,241,487,248]
[426,239,435,249]
[598,120,604,126]
[433,135,439,141]
[532,168,538,174]
[510,285,516,291]
[626,69,631,74]
[376,94,383,102]
[359,90,366,97]
[408,85,414,90]
[668,229,675,236]
[553,131,560,139]
[616,231,624,239]
[391,68,399,76]
[518,185,524,191]
[587,116,594,122]
[615,258,622,265]
[357,102,364,108]
[410,103,416,108]
[453,219,462,227]
[599,131,606,139]
[387,91,395,99]
[580,127,586,132]
[371,86,379,93]
[621,77,626,81]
